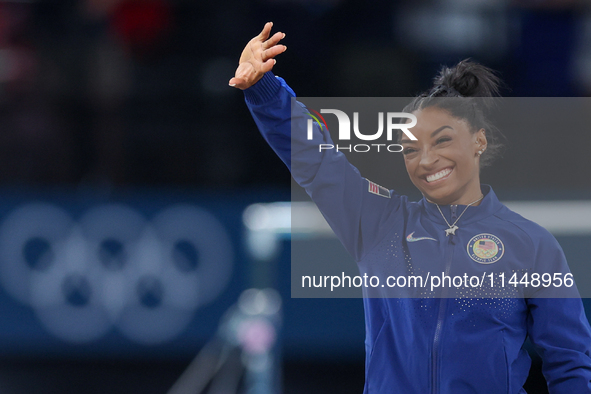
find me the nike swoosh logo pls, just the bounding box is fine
[406,232,437,242]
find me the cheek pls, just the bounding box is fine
[451,141,475,161]
[403,159,422,186]
[403,158,414,175]
[455,149,479,174]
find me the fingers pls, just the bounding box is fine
[262,31,286,50]
[260,59,277,74]
[257,22,273,42]
[229,23,286,90]
[261,44,287,62]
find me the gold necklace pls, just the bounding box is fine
[427,194,484,236]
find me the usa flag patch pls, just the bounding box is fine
[367,180,391,198]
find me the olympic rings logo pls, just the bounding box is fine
[0,203,233,344]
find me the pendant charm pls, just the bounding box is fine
[445,225,459,236]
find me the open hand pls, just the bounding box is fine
[229,22,287,90]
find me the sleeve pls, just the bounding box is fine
[244,72,403,261]
[526,232,591,392]
[527,297,591,392]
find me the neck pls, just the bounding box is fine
[426,188,484,206]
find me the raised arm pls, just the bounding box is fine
[230,24,403,261]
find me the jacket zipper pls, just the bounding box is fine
[431,205,457,394]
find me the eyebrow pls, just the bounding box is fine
[400,125,453,144]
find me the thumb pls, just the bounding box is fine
[228,77,247,89]
[228,77,239,87]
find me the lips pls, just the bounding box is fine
[425,167,452,183]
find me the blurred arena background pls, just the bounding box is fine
[0,0,587,393]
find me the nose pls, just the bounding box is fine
[419,147,438,168]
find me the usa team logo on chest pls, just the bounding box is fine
[467,233,504,264]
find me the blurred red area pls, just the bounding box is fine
[110,0,172,55]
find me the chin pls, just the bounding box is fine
[419,183,459,205]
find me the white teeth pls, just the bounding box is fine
[426,168,452,183]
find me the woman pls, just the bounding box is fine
[230,23,591,393]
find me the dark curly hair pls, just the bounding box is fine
[402,59,504,168]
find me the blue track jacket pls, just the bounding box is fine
[244,72,591,393]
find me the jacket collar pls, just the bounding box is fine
[419,185,503,226]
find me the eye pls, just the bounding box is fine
[403,148,417,156]
[436,136,451,144]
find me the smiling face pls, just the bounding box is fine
[400,106,487,206]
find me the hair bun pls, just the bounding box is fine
[432,59,500,98]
